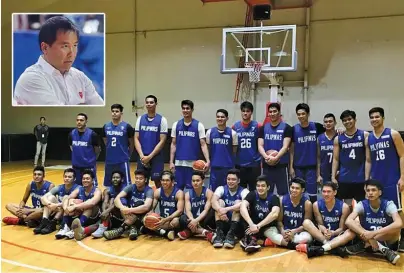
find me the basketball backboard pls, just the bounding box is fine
[221,24,297,74]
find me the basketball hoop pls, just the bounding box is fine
[245,61,264,83]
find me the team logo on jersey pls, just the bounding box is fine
[121,126,124,130]
[251,127,255,131]
[358,136,361,140]
[335,210,339,215]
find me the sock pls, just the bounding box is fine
[79,215,88,226]
[229,221,238,233]
[401,229,404,240]
[102,220,109,227]
[84,224,98,235]
[376,241,388,255]
[202,229,208,236]
[63,216,73,228]
[159,229,167,236]
[286,241,297,250]
[216,220,224,232]
[322,243,332,252]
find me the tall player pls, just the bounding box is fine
[258,103,293,195]
[317,113,337,185]
[102,104,134,186]
[368,107,404,251]
[170,100,210,190]
[233,101,261,190]
[206,109,238,191]
[69,113,101,185]
[135,95,168,188]
[332,110,370,204]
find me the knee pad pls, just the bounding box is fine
[263,227,283,245]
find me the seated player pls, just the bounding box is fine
[146,170,184,240]
[265,177,313,250]
[103,169,154,240]
[3,166,54,228]
[35,168,79,235]
[90,170,127,238]
[239,175,280,253]
[345,179,402,265]
[177,171,214,240]
[211,169,249,249]
[58,170,102,240]
[296,182,354,258]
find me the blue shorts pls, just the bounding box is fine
[263,166,289,195]
[137,156,164,182]
[174,166,194,190]
[210,167,232,192]
[104,162,131,187]
[295,167,317,196]
[382,184,402,211]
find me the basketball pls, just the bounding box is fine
[67,199,83,216]
[266,150,280,165]
[143,212,161,230]
[192,160,206,171]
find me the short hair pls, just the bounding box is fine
[369,107,385,118]
[290,177,306,190]
[192,171,205,180]
[38,16,80,51]
[340,110,356,120]
[145,95,157,104]
[134,169,147,178]
[33,166,45,175]
[82,169,95,179]
[40,116,46,121]
[268,102,281,112]
[296,103,310,114]
[181,100,194,110]
[77,113,88,120]
[322,182,338,191]
[227,168,240,180]
[216,109,229,118]
[240,101,254,112]
[111,170,124,179]
[256,175,270,187]
[63,168,76,178]
[365,179,383,191]
[160,170,175,181]
[111,104,123,112]
[323,113,336,121]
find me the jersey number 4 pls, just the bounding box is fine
[240,138,251,149]
[349,149,356,160]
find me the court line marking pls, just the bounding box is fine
[77,240,294,265]
[1,258,65,273]
[1,168,37,175]
[2,239,194,272]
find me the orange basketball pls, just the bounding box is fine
[143,212,161,230]
[265,150,280,165]
[192,160,206,171]
[68,199,83,216]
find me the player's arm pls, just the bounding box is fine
[41,186,61,207]
[277,124,292,160]
[225,189,249,212]
[313,202,326,233]
[114,190,128,210]
[316,139,321,179]
[392,129,404,190]
[258,195,280,228]
[277,196,286,233]
[364,131,371,180]
[291,200,312,234]
[76,188,102,210]
[68,132,73,151]
[152,189,160,211]
[199,123,210,167]
[232,129,238,155]
[331,136,340,183]
[147,117,168,159]
[102,188,114,213]
[211,188,222,212]
[19,182,32,208]
[63,188,80,210]
[130,188,154,214]
[258,126,269,159]
[345,202,366,235]
[332,203,350,236]
[91,132,101,159]
[194,188,213,223]
[240,199,254,225]
[134,117,144,158]
[102,124,107,146]
[166,190,184,221]
[289,142,295,175]
[184,192,194,220]
[373,201,403,238]
[127,124,135,156]
[169,122,177,168]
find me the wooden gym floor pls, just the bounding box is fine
[1,160,403,272]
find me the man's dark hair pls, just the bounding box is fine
[77,113,88,120]
[296,103,310,114]
[227,168,240,180]
[181,100,194,110]
[82,169,95,179]
[64,168,76,178]
[369,107,385,118]
[33,166,45,175]
[111,104,123,112]
[340,110,356,120]
[217,109,229,118]
[256,175,270,187]
[323,113,336,121]
[40,116,46,121]
[192,171,205,180]
[365,179,383,191]
[38,16,80,50]
[145,95,157,104]
[268,102,281,112]
[322,182,338,191]
[290,177,306,190]
[240,101,254,112]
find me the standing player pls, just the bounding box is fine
[258,103,293,195]
[368,107,404,251]
[102,104,134,186]
[233,101,261,190]
[206,109,238,191]
[290,103,326,202]
[2,166,54,227]
[170,100,210,190]
[345,179,401,265]
[69,113,101,185]
[33,116,49,167]
[135,95,168,188]
[332,110,370,204]
[317,113,337,184]
[239,175,280,253]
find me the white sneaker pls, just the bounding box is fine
[92,224,108,238]
[55,224,69,240]
[65,230,74,240]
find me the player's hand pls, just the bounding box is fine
[398,177,404,192]
[219,213,229,222]
[142,155,152,164]
[100,211,110,219]
[283,230,291,241]
[218,207,227,215]
[203,161,210,172]
[289,168,295,179]
[169,163,175,172]
[246,224,260,235]
[188,219,198,231]
[324,230,332,240]
[121,207,132,215]
[16,209,24,218]
[360,230,376,241]
[331,177,338,185]
[67,204,76,213]
[369,239,379,251]
[154,217,168,229]
[336,127,345,135]
[48,203,58,211]
[267,156,279,166]
[317,175,323,185]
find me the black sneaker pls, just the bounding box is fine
[244,236,261,253]
[33,218,48,234]
[306,246,325,258]
[382,247,400,265]
[129,226,138,240]
[27,219,40,228]
[329,247,349,258]
[103,227,125,240]
[345,241,366,255]
[213,230,225,248]
[398,237,404,253]
[223,231,236,249]
[239,236,249,250]
[41,219,57,235]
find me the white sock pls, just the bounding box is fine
[322,243,331,252]
[201,229,208,236]
[376,241,388,255]
[159,229,166,235]
[323,239,328,244]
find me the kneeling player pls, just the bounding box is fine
[345,179,402,265]
[103,169,154,240]
[211,169,249,248]
[240,175,280,253]
[177,171,214,239]
[3,166,54,227]
[265,177,313,250]
[59,170,102,239]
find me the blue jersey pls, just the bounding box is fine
[282,194,306,230]
[209,127,235,168]
[317,198,343,231]
[108,184,125,199]
[318,133,336,181]
[71,128,97,168]
[104,121,130,164]
[369,128,400,187]
[127,185,152,207]
[338,130,366,183]
[30,181,52,208]
[255,191,274,221]
[189,186,208,218]
[175,119,200,161]
[222,185,244,219]
[360,199,393,231]
[233,121,260,167]
[263,122,290,165]
[293,122,318,167]
[159,187,179,218]
[78,186,97,201]
[57,184,79,203]
[138,114,164,157]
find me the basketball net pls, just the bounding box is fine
[244,61,264,83]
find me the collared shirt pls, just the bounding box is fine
[13,56,104,106]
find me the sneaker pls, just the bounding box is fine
[245,237,261,253]
[41,219,57,235]
[213,230,225,248]
[55,224,70,239]
[92,224,108,238]
[239,236,249,250]
[345,241,366,255]
[167,230,175,241]
[329,247,349,258]
[206,231,214,243]
[27,220,40,228]
[103,227,125,240]
[34,218,48,234]
[223,231,235,249]
[383,248,400,265]
[129,226,138,240]
[263,238,276,247]
[2,217,24,225]
[71,218,86,241]
[296,243,308,253]
[398,237,404,253]
[65,230,75,239]
[178,229,191,240]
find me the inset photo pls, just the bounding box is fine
[12,13,105,106]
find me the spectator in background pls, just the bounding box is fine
[34,117,49,167]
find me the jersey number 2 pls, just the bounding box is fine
[111,137,116,147]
